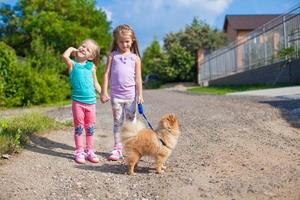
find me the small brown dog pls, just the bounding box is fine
[121,114,180,175]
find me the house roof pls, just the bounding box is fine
[223,15,281,32]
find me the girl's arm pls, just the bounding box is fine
[100,53,113,103]
[135,56,144,104]
[92,66,102,96]
[62,47,77,72]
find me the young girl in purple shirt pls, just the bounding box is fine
[101,24,143,161]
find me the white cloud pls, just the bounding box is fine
[102,8,112,21]
[97,0,233,51]
[174,0,232,14]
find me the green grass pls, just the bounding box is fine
[143,80,163,89]
[0,99,71,111]
[0,112,66,156]
[187,83,298,95]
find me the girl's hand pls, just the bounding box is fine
[70,48,79,57]
[137,95,144,104]
[62,47,79,71]
[100,93,111,103]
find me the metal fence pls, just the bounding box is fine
[198,4,300,84]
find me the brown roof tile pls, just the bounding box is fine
[223,15,280,31]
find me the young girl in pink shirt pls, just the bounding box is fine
[101,24,143,161]
[62,39,102,164]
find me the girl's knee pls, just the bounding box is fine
[75,124,84,135]
[86,124,95,136]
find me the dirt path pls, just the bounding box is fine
[0,90,299,200]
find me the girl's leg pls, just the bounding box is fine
[72,101,86,164]
[111,98,125,145]
[84,104,96,152]
[72,101,85,152]
[124,98,137,123]
[82,103,99,163]
[109,98,125,161]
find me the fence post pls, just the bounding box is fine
[283,16,288,49]
[263,26,268,65]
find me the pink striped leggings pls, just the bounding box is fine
[72,101,96,152]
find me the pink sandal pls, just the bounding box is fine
[108,144,123,161]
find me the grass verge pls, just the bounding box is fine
[0,112,67,156]
[187,84,298,95]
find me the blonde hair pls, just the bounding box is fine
[111,24,141,57]
[80,39,101,66]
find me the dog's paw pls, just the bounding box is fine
[156,169,165,174]
[161,165,167,170]
[128,171,136,176]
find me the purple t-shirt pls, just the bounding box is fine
[110,51,137,100]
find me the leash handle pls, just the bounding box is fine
[138,103,153,130]
[138,103,144,114]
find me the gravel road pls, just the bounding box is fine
[0,89,299,200]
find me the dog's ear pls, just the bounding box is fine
[166,114,178,127]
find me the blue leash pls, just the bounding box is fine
[137,104,172,149]
[138,103,154,130]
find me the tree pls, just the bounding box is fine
[167,43,195,81]
[162,18,227,82]
[143,18,228,83]
[142,38,165,78]
[0,0,111,57]
[0,42,17,105]
[164,17,228,55]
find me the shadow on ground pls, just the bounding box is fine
[260,98,300,128]
[27,134,109,161]
[74,163,155,175]
[26,134,74,160]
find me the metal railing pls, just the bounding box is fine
[198,3,300,84]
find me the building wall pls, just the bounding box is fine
[236,30,251,69]
[208,58,300,86]
[225,23,238,41]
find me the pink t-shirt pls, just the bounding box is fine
[110,51,137,100]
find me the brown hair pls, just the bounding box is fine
[80,39,101,66]
[111,24,141,57]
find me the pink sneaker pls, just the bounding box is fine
[86,150,100,163]
[108,144,123,161]
[74,150,86,164]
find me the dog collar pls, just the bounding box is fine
[159,138,173,150]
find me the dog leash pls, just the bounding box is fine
[137,104,172,149]
[138,103,154,130]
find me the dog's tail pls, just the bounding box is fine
[121,120,145,144]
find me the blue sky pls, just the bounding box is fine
[2,0,300,52]
[98,0,299,52]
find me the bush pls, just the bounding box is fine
[0,40,71,107]
[143,81,162,89]
[0,42,17,105]
[4,64,70,107]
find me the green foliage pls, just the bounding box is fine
[167,43,195,81]
[143,80,163,89]
[0,1,111,107]
[142,18,227,83]
[0,112,64,155]
[96,60,106,86]
[4,63,70,107]
[27,36,66,74]
[0,42,70,107]
[0,0,112,58]
[278,47,297,60]
[142,38,165,78]
[0,42,17,105]
[142,40,196,82]
[164,18,228,54]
